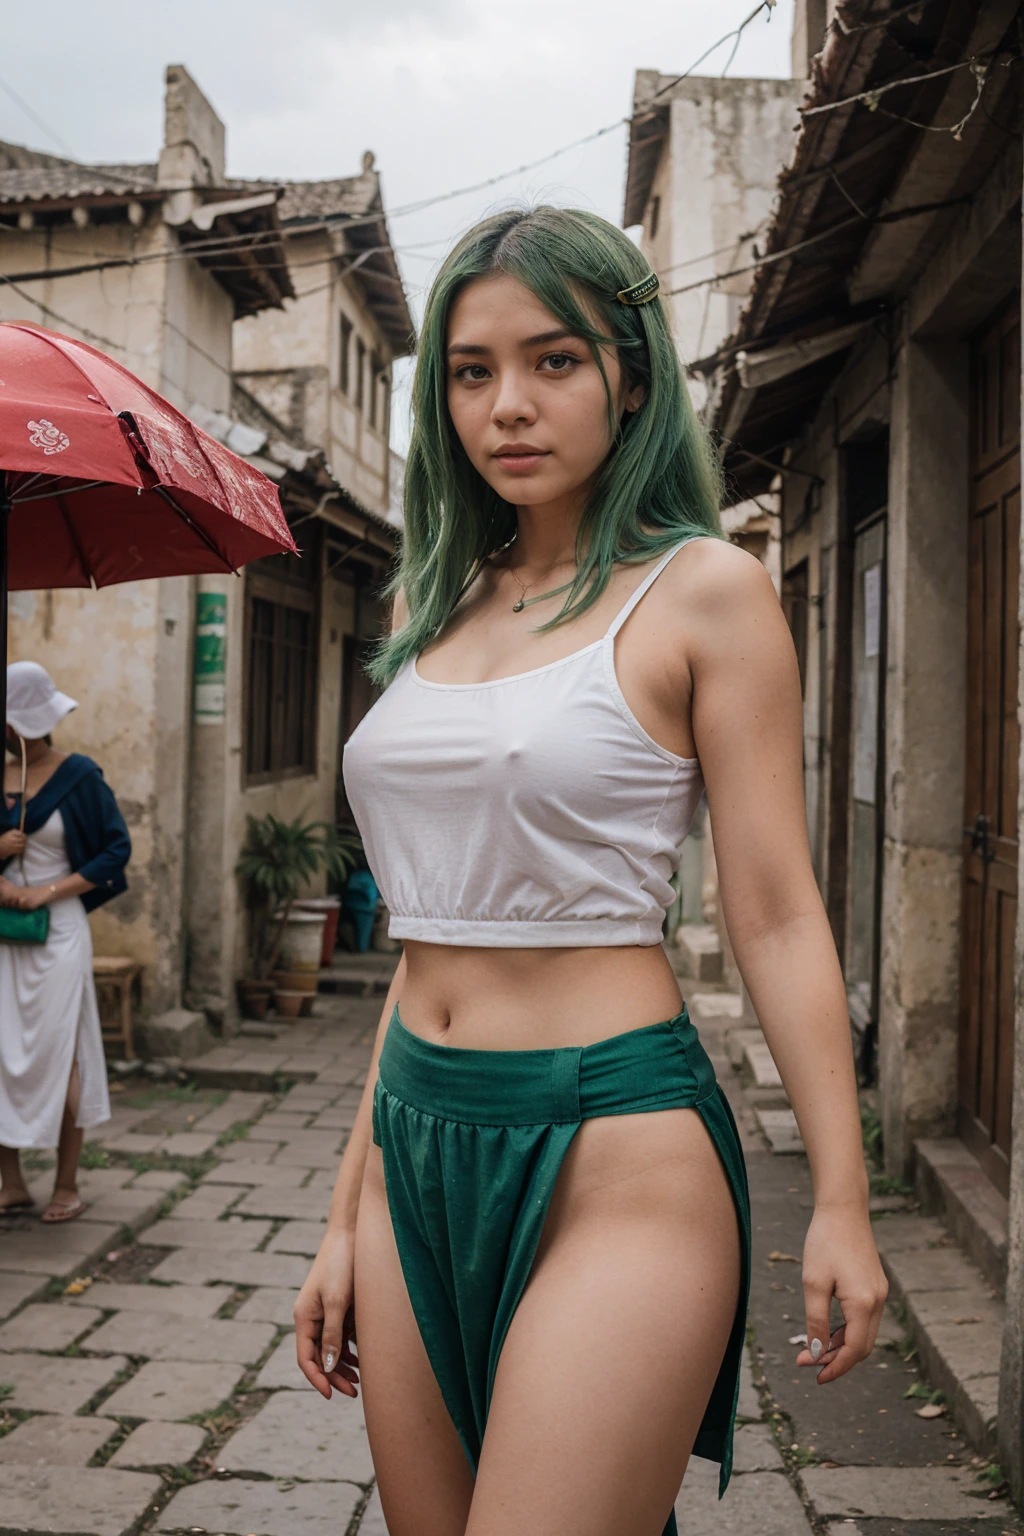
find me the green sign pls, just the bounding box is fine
[194,592,227,724]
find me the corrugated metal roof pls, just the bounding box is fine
[707,0,1019,500]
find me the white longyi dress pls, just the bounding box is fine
[0,808,111,1149]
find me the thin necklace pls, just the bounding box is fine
[493,535,577,612]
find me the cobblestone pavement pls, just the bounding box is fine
[0,973,1020,1536]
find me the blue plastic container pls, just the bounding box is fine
[342,870,379,954]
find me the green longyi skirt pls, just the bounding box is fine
[371,1003,752,1534]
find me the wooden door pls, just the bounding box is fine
[959,298,1020,1196]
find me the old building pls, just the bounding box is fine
[0,64,411,1030]
[701,0,1024,1498]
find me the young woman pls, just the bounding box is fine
[0,661,131,1222]
[295,206,887,1536]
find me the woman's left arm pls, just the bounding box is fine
[0,872,95,910]
[683,540,887,1385]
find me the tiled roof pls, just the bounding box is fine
[0,161,158,204]
[230,172,378,226]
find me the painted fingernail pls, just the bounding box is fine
[810,1338,823,1361]
[323,1351,335,1372]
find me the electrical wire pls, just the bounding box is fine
[0,71,77,160]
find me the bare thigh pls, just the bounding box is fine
[468,1107,741,1536]
[354,1144,474,1536]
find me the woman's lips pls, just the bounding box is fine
[492,451,550,472]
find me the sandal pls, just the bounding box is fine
[41,1193,87,1224]
[0,1196,35,1216]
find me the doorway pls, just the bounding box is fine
[958,297,1020,1197]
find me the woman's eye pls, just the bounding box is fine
[541,352,578,373]
[454,364,490,382]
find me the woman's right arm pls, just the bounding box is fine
[294,948,406,1398]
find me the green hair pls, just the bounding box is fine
[367,203,724,687]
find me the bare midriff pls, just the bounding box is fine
[397,939,685,1049]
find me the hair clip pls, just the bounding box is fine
[616,272,660,305]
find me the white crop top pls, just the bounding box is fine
[342,536,707,947]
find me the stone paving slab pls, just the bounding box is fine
[268,1219,328,1256]
[253,1335,309,1390]
[731,1421,785,1472]
[159,1130,220,1157]
[142,1216,273,1250]
[0,1270,42,1320]
[67,1282,234,1318]
[359,1487,388,1534]
[169,1184,248,1220]
[70,1188,170,1232]
[0,1301,103,1352]
[234,1287,299,1327]
[248,1113,311,1136]
[0,1413,118,1465]
[825,1522,1019,1535]
[0,1464,162,1536]
[100,1358,245,1421]
[216,1140,280,1164]
[233,1185,329,1221]
[0,1221,121,1276]
[192,1091,271,1134]
[0,1351,129,1413]
[218,1387,374,1482]
[108,1420,208,1469]
[800,1465,995,1521]
[149,1245,310,1289]
[269,1130,346,1158]
[83,1310,276,1365]
[157,1475,362,1535]
[736,1355,761,1419]
[201,1161,310,1188]
[675,1461,813,1534]
[753,1107,805,1154]
[131,1170,190,1193]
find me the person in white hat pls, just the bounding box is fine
[0,661,131,1222]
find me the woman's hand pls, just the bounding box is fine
[795,1202,888,1382]
[0,881,48,912]
[0,876,27,908]
[295,1226,360,1402]
[0,830,27,861]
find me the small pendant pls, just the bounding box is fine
[512,599,525,612]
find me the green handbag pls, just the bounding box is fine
[0,739,50,946]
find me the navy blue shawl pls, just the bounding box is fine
[1,753,131,913]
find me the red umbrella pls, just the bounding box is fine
[0,320,297,729]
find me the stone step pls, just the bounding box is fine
[754,1106,805,1154]
[913,1137,1008,1299]
[872,1211,1004,1458]
[673,923,724,984]
[136,1007,213,1062]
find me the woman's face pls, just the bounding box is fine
[445,273,644,508]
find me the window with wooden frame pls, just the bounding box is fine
[244,530,321,783]
[367,352,379,429]
[355,337,366,412]
[339,313,353,395]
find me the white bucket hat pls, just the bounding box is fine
[6,661,78,739]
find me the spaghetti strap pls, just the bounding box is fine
[605,534,706,639]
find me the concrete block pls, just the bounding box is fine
[67,1282,233,1318]
[0,1221,121,1277]
[149,1245,311,1289]
[674,923,724,983]
[83,1310,275,1365]
[0,1301,103,1353]
[0,1271,42,1321]
[218,1388,374,1481]
[359,1488,388,1535]
[914,1136,1008,1297]
[100,1358,244,1421]
[743,1040,784,1091]
[726,1028,762,1071]
[201,1161,309,1187]
[675,1463,812,1534]
[689,991,743,1020]
[108,1420,207,1468]
[137,1007,214,1061]
[731,1421,784,1472]
[754,1107,805,1154]
[0,1465,162,1536]
[158,1477,361,1536]
[269,1219,328,1256]
[799,1464,993,1520]
[234,1184,330,1222]
[233,1287,299,1327]
[253,1335,309,1390]
[0,1351,129,1413]
[0,1413,117,1465]
[143,1216,272,1250]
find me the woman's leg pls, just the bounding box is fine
[0,1144,32,1210]
[468,1106,742,1536]
[354,1143,476,1536]
[44,1062,84,1220]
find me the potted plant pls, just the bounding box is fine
[235,814,361,1019]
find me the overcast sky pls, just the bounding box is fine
[0,0,796,449]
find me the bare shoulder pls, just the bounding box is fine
[666,536,785,655]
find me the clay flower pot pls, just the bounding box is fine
[271,968,319,995]
[237,979,273,1020]
[272,989,305,1020]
